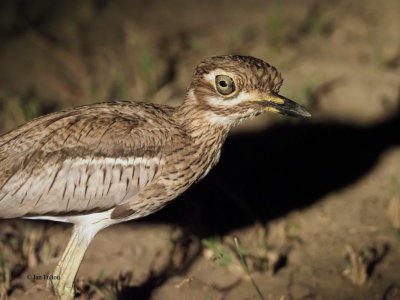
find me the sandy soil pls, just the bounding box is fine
[0,0,400,299]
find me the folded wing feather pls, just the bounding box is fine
[0,102,173,218]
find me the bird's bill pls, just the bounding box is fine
[252,94,311,118]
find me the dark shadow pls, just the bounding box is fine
[0,0,111,44]
[366,243,390,278]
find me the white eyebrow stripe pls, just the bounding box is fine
[205,91,259,107]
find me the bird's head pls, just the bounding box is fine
[186,55,311,126]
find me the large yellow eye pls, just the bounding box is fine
[215,75,236,95]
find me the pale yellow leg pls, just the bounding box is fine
[51,225,95,300]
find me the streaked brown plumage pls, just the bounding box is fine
[0,55,310,299]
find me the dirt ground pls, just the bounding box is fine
[1,0,400,299]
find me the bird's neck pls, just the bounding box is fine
[175,93,233,146]
[172,93,233,182]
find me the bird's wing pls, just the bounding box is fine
[0,102,178,218]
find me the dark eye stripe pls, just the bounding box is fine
[215,75,236,95]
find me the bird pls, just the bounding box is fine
[0,55,310,300]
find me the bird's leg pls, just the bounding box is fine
[50,225,96,300]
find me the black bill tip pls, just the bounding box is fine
[265,94,311,118]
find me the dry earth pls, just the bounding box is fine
[0,0,400,299]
